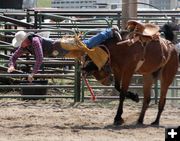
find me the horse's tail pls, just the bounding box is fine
[160,23,175,43]
[160,23,180,62]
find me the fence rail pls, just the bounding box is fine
[0,9,179,103]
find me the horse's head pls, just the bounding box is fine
[92,68,113,86]
[82,55,113,86]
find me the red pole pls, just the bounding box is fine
[83,76,96,101]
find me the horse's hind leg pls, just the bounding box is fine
[137,74,154,124]
[151,84,167,125]
[151,77,171,125]
[151,60,178,125]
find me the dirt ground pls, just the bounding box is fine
[0,96,179,141]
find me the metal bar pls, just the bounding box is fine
[0,60,75,64]
[39,13,75,21]
[84,96,180,100]
[0,85,74,88]
[0,65,23,73]
[83,86,139,89]
[0,41,13,45]
[74,60,81,102]
[84,85,180,89]
[81,78,85,102]
[1,81,179,89]
[0,29,76,34]
[0,45,14,51]
[0,53,11,59]
[0,74,74,78]
[0,95,74,99]
[0,95,178,100]
[0,15,34,28]
[34,11,38,28]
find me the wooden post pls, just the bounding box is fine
[121,0,129,29]
[129,0,137,20]
[121,0,137,29]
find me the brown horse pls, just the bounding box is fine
[82,24,179,126]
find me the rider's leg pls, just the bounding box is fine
[83,27,121,48]
[83,28,113,48]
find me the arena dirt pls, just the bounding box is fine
[0,96,179,141]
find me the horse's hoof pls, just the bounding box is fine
[136,121,144,125]
[151,121,159,126]
[127,92,140,103]
[113,118,124,126]
[133,93,140,103]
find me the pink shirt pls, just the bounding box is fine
[9,37,43,74]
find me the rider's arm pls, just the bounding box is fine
[8,47,24,67]
[31,37,43,74]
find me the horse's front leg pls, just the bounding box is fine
[114,83,126,125]
[113,77,131,125]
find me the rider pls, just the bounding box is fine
[8,27,121,82]
[7,27,139,103]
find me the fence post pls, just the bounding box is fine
[34,11,38,29]
[26,10,31,25]
[74,59,81,102]
[81,79,85,102]
[117,11,121,29]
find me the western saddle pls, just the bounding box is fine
[126,20,160,45]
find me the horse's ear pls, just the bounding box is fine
[112,26,122,41]
[113,30,122,41]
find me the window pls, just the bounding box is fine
[99,5,106,8]
[111,4,117,9]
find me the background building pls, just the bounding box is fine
[177,0,180,9]
[149,0,178,10]
[51,0,151,10]
[51,0,97,9]
[0,0,37,9]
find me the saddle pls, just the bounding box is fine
[60,36,108,70]
[126,20,160,40]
